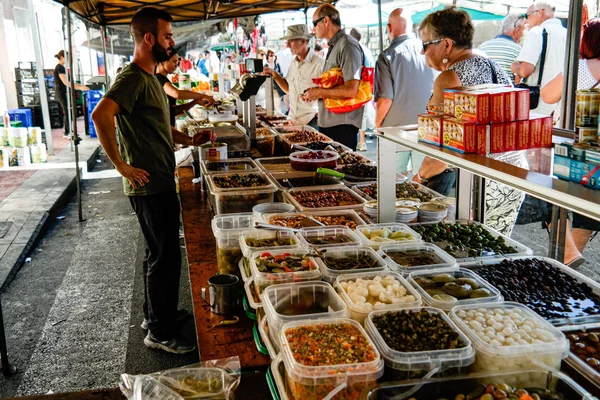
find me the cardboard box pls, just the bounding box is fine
[514,88,530,121]
[569,158,600,189]
[477,125,487,155]
[488,90,505,124]
[442,117,481,153]
[585,147,600,166]
[443,89,459,117]
[417,114,444,146]
[504,122,517,151]
[516,120,529,150]
[529,113,553,148]
[540,115,553,147]
[489,124,504,153]
[454,91,490,124]
[553,154,571,181]
[530,118,542,148]
[577,126,598,143]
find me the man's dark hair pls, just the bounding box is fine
[349,28,362,41]
[130,7,173,44]
[204,50,210,55]
[315,4,342,27]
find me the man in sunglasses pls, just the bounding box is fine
[510,1,566,116]
[301,4,365,150]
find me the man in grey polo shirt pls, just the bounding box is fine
[375,8,433,128]
[301,4,364,149]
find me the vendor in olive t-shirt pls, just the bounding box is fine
[91,7,214,355]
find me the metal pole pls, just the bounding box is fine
[65,2,83,223]
[377,0,383,53]
[101,25,110,90]
[110,27,114,80]
[560,0,583,130]
[86,26,94,83]
[28,0,54,155]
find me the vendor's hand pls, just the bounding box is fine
[191,129,216,146]
[116,162,149,189]
[301,88,321,102]
[262,66,278,78]
[195,95,215,108]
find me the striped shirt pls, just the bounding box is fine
[478,35,521,85]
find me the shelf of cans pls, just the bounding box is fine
[417,84,553,154]
[0,126,47,168]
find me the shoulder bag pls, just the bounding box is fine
[516,29,547,109]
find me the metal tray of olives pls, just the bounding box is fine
[407,268,503,311]
[409,220,532,262]
[462,256,600,327]
[361,369,595,400]
[560,322,600,390]
[352,181,442,202]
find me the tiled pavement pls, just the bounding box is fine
[0,119,100,292]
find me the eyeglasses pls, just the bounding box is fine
[513,16,524,28]
[422,38,444,52]
[313,16,325,27]
[268,54,275,57]
[522,9,544,19]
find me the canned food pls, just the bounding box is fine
[577,127,598,143]
[395,198,421,208]
[200,142,227,162]
[576,90,599,127]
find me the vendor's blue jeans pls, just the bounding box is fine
[424,169,456,196]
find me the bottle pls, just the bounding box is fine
[3,111,9,128]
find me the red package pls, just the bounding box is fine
[442,117,481,153]
[443,89,459,117]
[455,91,490,124]
[530,118,542,148]
[417,114,444,146]
[490,124,504,153]
[540,115,553,147]
[514,88,530,120]
[504,122,517,151]
[488,91,504,124]
[516,120,529,149]
[477,125,487,155]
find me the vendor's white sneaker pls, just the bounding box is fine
[356,143,367,151]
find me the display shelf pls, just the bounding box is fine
[377,127,600,223]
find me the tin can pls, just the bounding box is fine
[200,142,227,162]
[576,90,599,127]
[577,127,598,143]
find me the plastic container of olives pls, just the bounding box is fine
[279,318,384,400]
[364,307,475,380]
[335,271,422,324]
[200,157,259,175]
[250,249,321,297]
[264,210,368,230]
[355,223,422,250]
[449,302,570,373]
[297,226,363,249]
[263,281,349,353]
[352,181,441,202]
[408,268,502,311]
[255,156,295,173]
[283,185,367,212]
[207,171,278,215]
[239,229,302,280]
[313,246,388,284]
[360,369,594,400]
[560,322,600,389]
[244,277,263,310]
[379,242,458,276]
[212,213,256,275]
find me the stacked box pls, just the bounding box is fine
[417,114,443,146]
[454,91,490,124]
[442,118,481,153]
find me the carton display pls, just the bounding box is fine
[553,155,571,181]
[514,88,530,120]
[516,120,529,150]
[454,91,490,124]
[442,118,480,153]
[488,90,505,123]
[417,114,443,146]
[443,89,459,117]
[504,122,517,151]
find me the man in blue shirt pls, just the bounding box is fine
[197,50,210,77]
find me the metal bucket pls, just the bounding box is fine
[199,142,228,162]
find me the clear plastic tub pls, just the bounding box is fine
[250,249,321,297]
[256,128,278,157]
[267,171,342,192]
[273,125,319,134]
[207,171,277,215]
[449,302,570,373]
[212,213,256,275]
[289,150,339,171]
[363,369,594,400]
[408,268,502,311]
[133,375,182,400]
[264,210,367,230]
[156,367,229,399]
[255,156,294,173]
[283,185,366,212]
[278,130,332,154]
[297,226,362,249]
[560,322,600,389]
[364,307,475,381]
[239,229,302,279]
[263,281,349,353]
[200,157,258,175]
[279,318,384,400]
[244,278,262,309]
[379,242,458,276]
[409,220,533,262]
[355,223,422,249]
[352,181,442,202]
[335,271,422,324]
[252,202,296,219]
[313,246,388,283]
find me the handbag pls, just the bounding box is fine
[516,29,547,109]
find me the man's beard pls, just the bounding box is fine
[152,43,174,63]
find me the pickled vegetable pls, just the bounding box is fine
[290,189,360,208]
[414,273,493,301]
[158,374,224,397]
[254,252,315,274]
[360,227,416,243]
[323,254,380,271]
[372,309,466,352]
[244,237,295,248]
[426,384,568,400]
[384,249,446,267]
[269,214,359,230]
[304,233,354,246]
[216,245,242,275]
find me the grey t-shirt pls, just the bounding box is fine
[104,62,176,196]
[375,34,434,126]
[318,29,365,129]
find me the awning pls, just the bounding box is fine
[412,5,505,24]
[52,0,335,26]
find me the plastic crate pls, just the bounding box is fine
[7,109,33,128]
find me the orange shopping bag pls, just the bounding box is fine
[312,67,374,114]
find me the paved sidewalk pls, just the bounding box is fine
[0,120,100,292]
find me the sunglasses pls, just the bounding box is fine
[422,38,444,52]
[522,9,544,18]
[313,16,325,27]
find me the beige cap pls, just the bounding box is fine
[280,24,314,41]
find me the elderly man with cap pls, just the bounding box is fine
[264,25,325,127]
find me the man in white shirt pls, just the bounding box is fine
[263,24,325,127]
[511,1,566,116]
